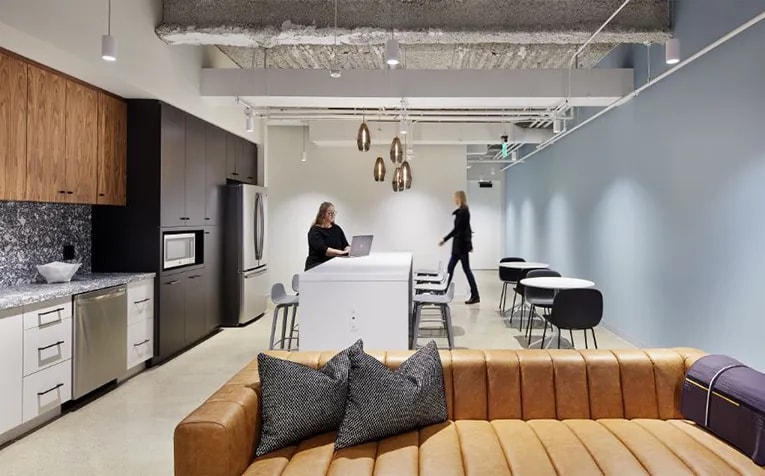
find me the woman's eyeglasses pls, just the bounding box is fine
[327,211,337,217]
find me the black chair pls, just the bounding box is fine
[544,288,603,349]
[498,257,524,315]
[523,268,561,345]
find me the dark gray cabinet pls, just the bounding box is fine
[160,105,186,227]
[204,125,226,225]
[226,134,257,184]
[93,99,259,365]
[204,227,222,332]
[185,115,206,226]
[239,141,257,183]
[185,271,208,344]
[158,273,186,358]
[226,134,241,181]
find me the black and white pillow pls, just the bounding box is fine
[335,340,448,449]
[255,340,362,457]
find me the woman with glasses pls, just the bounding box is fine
[304,202,350,270]
[439,190,480,304]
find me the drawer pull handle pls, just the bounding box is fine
[133,298,151,304]
[38,340,65,352]
[37,383,64,397]
[133,339,151,347]
[165,280,180,285]
[39,307,65,317]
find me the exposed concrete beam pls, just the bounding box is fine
[159,0,670,46]
[308,121,553,146]
[200,68,634,109]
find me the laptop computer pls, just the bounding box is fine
[348,235,373,257]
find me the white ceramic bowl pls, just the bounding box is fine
[36,261,82,284]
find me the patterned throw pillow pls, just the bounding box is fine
[335,340,448,449]
[255,340,362,457]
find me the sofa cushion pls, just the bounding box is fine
[255,340,362,457]
[334,340,447,449]
[245,419,765,475]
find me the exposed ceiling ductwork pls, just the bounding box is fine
[158,0,671,70]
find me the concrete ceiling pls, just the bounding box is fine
[158,0,671,70]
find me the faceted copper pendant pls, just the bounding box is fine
[373,157,386,182]
[357,121,371,151]
[402,161,412,189]
[392,166,403,192]
[390,136,403,164]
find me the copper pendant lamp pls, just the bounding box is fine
[390,136,403,164]
[373,157,386,182]
[357,119,371,151]
[402,161,412,189]
[392,166,404,192]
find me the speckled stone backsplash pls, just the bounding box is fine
[0,201,92,287]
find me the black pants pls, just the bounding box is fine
[447,253,479,299]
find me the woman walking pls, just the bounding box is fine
[439,191,480,304]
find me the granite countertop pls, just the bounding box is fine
[0,273,156,311]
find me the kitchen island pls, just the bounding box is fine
[299,252,413,351]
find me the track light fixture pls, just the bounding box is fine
[245,109,254,132]
[553,118,563,134]
[385,38,401,66]
[665,38,680,65]
[101,0,116,61]
[301,124,308,162]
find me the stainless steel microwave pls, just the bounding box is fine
[163,232,197,269]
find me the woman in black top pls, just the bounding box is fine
[439,191,480,304]
[305,202,350,271]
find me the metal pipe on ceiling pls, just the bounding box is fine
[265,115,555,123]
[503,10,765,172]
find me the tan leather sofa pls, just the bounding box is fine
[175,348,765,475]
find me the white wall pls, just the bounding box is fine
[267,126,468,294]
[0,0,261,142]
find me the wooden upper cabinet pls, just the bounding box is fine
[97,92,127,205]
[0,53,27,201]
[65,80,98,204]
[25,64,66,203]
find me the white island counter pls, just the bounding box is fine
[299,252,413,351]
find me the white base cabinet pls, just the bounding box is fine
[1,277,155,444]
[22,359,72,423]
[126,279,154,369]
[0,309,23,435]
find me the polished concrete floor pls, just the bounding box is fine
[0,271,634,475]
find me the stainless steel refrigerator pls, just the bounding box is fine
[223,184,269,325]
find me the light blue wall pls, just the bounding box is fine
[505,4,765,367]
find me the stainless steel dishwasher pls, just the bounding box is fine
[73,285,127,399]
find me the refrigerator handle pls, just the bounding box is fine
[253,193,261,260]
[257,193,265,261]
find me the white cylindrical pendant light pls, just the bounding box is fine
[385,38,401,66]
[101,0,116,61]
[553,118,563,134]
[101,34,117,61]
[665,38,680,65]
